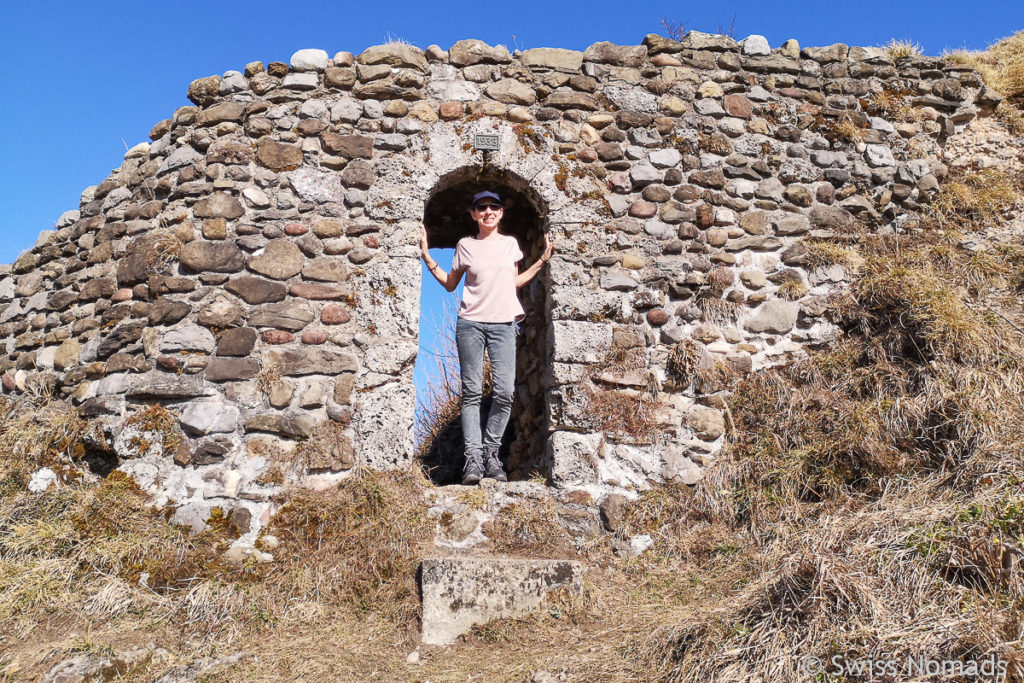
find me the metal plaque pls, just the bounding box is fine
[473,133,500,151]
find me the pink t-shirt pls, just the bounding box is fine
[452,233,525,323]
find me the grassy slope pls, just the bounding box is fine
[4,34,1024,683]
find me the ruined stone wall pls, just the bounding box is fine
[0,32,994,546]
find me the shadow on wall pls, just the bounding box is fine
[416,166,551,485]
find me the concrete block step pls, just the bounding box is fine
[420,556,582,645]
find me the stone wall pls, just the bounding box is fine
[0,33,996,546]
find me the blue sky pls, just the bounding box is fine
[2,1,1021,260]
[1,1,1021,434]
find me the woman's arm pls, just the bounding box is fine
[516,234,553,288]
[421,226,465,292]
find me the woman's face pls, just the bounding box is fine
[470,202,503,229]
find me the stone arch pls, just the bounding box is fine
[420,164,549,482]
[359,116,608,484]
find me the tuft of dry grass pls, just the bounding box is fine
[831,118,864,143]
[259,468,431,625]
[697,296,741,324]
[148,226,190,273]
[0,397,88,492]
[666,339,740,395]
[931,169,1020,227]
[483,496,580,557]
[777,279,809,301]
[863,89,917,122]
[996,101,1024,135]
[804,239,866,271]
[856,252,1002,364]
[882,38,923,60]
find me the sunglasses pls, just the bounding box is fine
[474,203,503,211]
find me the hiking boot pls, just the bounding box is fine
[462,451,484,486]
[483,447,507,482]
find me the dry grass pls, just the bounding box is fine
[632,505,1024,682]
[856,251,1003,364]
[804,239,866,271]
[148,226,189,273]
[290,421,353,472]
[122,404,181,456]
[483,495,581,557]
[258,468,432,625]
[831,118,864,143]
[666,339,740,395]
[697,296,742,324]
[931,168,1020,227]
[0,471,238,631]
[0,465,441,679]
[882,38,923,60]
[944,30,1024,105]
[996,101,1024,135]
[863,89,918,122]
[616,225,1024,681]
[0,397,88,494]
[573,346,662,443]
[777,279,809,300]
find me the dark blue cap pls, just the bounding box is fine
[471,191,503,207]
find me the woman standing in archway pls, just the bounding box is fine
[420,191,552,485]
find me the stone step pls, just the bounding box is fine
[420,557,582,645]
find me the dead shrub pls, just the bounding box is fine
[574,347,662,443]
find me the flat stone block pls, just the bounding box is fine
[420,557,582,645]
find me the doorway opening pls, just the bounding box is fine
[414,166,550,485]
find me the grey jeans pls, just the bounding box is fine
[456,317,517,458]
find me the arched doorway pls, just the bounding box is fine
[416,166,550,484]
